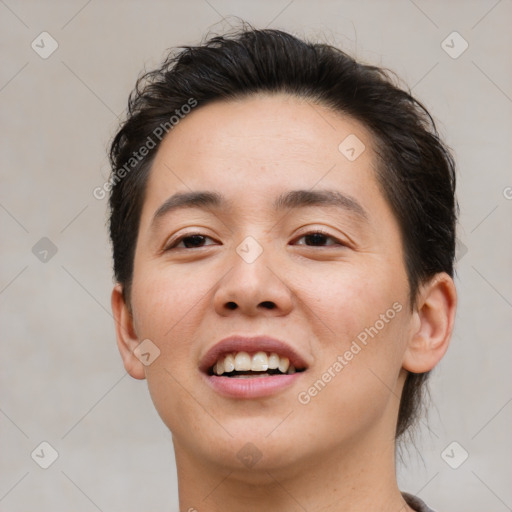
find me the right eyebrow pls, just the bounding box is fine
[150,191,225,231]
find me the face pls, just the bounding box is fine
[122,94,417,474]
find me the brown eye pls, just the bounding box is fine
[166,233,217,250]
[294,230,344,247]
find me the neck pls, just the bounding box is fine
[173,428,412,512]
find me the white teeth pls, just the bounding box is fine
[223,353,235,373]
[234,352,252,371]
[278,357,290,374]
[213,351,300,375]
[268,353,280,369]
[251,351,269,371]
[213,361,224,375]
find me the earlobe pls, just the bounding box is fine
[402,273,457,374]
[111,283,146,380]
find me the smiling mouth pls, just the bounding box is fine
[208,350,306,378]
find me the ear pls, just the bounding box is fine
[111,283,146,380]
[402,272,457,373]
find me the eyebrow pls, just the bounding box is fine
[150,188,368,229]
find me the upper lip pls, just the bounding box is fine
[199,335,309,373]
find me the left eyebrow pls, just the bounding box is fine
[150,188,369,231]
[272,189,368,221]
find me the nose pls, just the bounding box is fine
[213,243,294,317]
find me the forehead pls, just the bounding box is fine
[160,94,371,163]
[144,94,381,212]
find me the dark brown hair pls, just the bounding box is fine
[108,23,457,438]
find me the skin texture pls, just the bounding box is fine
[112,93,457,511]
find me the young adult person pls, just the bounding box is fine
[108,25,457,511]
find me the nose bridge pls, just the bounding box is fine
[213,233,293,315]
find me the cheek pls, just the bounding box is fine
[130,267,214,434]
[131,264,205,337]
[130,265,213,383]
[300,260,410,408]
[294,303,409,446]
[298,260,408,345]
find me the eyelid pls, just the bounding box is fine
[292,228,346,246]
[163,231,218,251]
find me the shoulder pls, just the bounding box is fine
[402,492,438,512]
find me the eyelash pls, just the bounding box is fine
[164,229,345,251]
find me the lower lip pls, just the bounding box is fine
[203,372,304,399]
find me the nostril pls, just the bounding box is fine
[260,301,275,309]
[226,302,237,310]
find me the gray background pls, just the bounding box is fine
[1,0,511,510]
